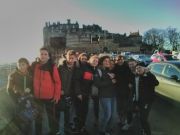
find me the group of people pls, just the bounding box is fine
[7,47,159,135]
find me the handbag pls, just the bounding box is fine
[17,95,38,122]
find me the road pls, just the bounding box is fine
[0,89,180,135]
[149,97,180,135]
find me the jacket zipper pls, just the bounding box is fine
[24,75,26,92]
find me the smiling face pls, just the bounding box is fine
[80,55,88,64]
[89,56,99,67]
[67,54,76,66]
[102,58,111,68]
[136,65,145,75]
[128,60,138,72]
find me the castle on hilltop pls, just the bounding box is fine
[43,19,142,60]
[43,19,109,49]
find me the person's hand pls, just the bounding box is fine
[25,88,31,93]
[144,67,150,73]
[128,83,133,89]
[108,73,115,79]
[77,94,83,101]
[61,90,64,95]
[144,104,148,109]
[112,79,116,84]
[51,98,59,104]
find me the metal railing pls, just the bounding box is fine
[0,63,16,89]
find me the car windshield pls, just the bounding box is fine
[150,64,165,74]
[174,63,180,69]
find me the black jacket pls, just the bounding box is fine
[132,72,159,104]
[94,68,116,98]
[7,69,33,102]
[58,60,76,96]
[74,63,94,96]
[113,62,131,97]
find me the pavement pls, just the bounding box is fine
[0,88,18,134]
[0,88,180,135]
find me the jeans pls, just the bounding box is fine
[99,97,116,132]
[55,96,72,135]
[35,99,58,135]
[91,96,99,121]
[74,95,89,130]
[139,103,152,135]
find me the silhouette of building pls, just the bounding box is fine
[113,31,142,47]
[128,31,142,44]
[43,19,106,49]
[43,19,142,61]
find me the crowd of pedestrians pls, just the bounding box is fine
[7,47,159,135]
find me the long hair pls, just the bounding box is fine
[39,47,54,65]
[99,55,110,66]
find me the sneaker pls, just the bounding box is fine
[55,132,61,135]
[80,127,89,134]
[121,123,131,131]
[118,120,126,127]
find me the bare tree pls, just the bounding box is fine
[143,28,165,48]
[166,27,180,51]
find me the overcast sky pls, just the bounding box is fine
[0,0,180,64]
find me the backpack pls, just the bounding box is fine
[15,75,38,123]
[17,94,38,123]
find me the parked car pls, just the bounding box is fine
[121,51,131,56]
[131,54,152,66]
[120,51,132,60]
[172,52,179,59]
[177,53,180,60]
[151,53,175,62]
[148,61,180,102]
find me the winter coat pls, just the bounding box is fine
[7,69,33,102]
[31,61,61,101]
[94,68,116,98]
[58,60,76,96]
[132,72,159,104]
[74,63,94,96]
[113,62,132,97]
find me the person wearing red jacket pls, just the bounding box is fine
[31,47,61,135]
